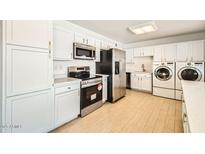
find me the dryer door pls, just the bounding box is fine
[178,67,202,81]
[154,66,173,81]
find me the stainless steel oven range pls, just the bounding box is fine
[68,66,103,117]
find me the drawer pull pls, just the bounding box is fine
[67,87,71,89]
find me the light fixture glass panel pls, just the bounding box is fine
[128,21,158,35]
[133,28,144,34]
[141,25,155,32]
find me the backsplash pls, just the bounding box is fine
[126,57,153,73]
[54,60,96,79]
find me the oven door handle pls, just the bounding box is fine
[81,81,102,88]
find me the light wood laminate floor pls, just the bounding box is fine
[53,90,183,133]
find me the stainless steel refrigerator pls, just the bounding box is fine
[96,48,126,102]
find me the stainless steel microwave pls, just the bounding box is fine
[73,43,96,60]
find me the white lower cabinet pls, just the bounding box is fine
[141,75,152,92]
[5,89,54,133]
[54,83,80,128]
[175,90,183,100]
[182,100,190,133]
[131,73,152,92]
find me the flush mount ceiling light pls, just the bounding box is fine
[128,21,158,35]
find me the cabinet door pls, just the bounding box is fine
[6,20,51,49]
[133,48,142,57]
[176,42,190,61]
[163,44,176,62]
[6,45,52,96]
[5,89,54,133]
[74,32,86,44]
[101,41,109,50]
[143,46,154,56]
[125,48,134,63]
[102,77,108,102]
[191,40,204,62]
[95,39,101,62]
[53,26,74,60]
[136,75,142,90]
[86,36,95,46]
[131,74,137,89]
[153,45,163,61]
[55,89,80,127]
[142,75,152,92]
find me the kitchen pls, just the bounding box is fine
[0,20,205,133]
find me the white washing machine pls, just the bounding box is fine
[153,62,175,99]
[175,62,204,100]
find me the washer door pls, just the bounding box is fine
[178,67,202,81]
[154,66,173,81]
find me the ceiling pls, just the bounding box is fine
[69,20,205,43]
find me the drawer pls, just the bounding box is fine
[55,84,80,95]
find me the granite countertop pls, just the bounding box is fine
[181,80,205,133]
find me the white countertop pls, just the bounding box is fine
[181,80,205,133]
[95,74,109,77]
[128,71,152,75]
[54,77,81,87]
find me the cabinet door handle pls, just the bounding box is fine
[49,41,51,58]
[67,87,71,89]
[86,39,88,44]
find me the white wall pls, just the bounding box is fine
[54,60,96,78]
[124,32,205,48]
[53,21,124,78]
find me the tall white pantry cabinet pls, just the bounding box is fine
[0,21,54,133]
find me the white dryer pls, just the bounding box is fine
[153,62,175,99]
[175,62,204,100]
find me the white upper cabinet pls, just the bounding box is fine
[133,47,154,57]
[143,46,154,56]
[176,40,204,62]
[74,32,95,46]
[6,45,53,96]
[176,42,191,61]
[101,40,110,50]
[6,21,52,49]
[133,47,143,57]
[191,40,204,62]
[125,48,134,63]
[86,36,95,46]
[53,26,74,60]
[163,44,176,62]
[153,45,164,61]
[154,44,176,62]
[74,32,86,44]
[95,39,101,62]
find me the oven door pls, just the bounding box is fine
[81,83,102,110]
[74,43,96,60]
